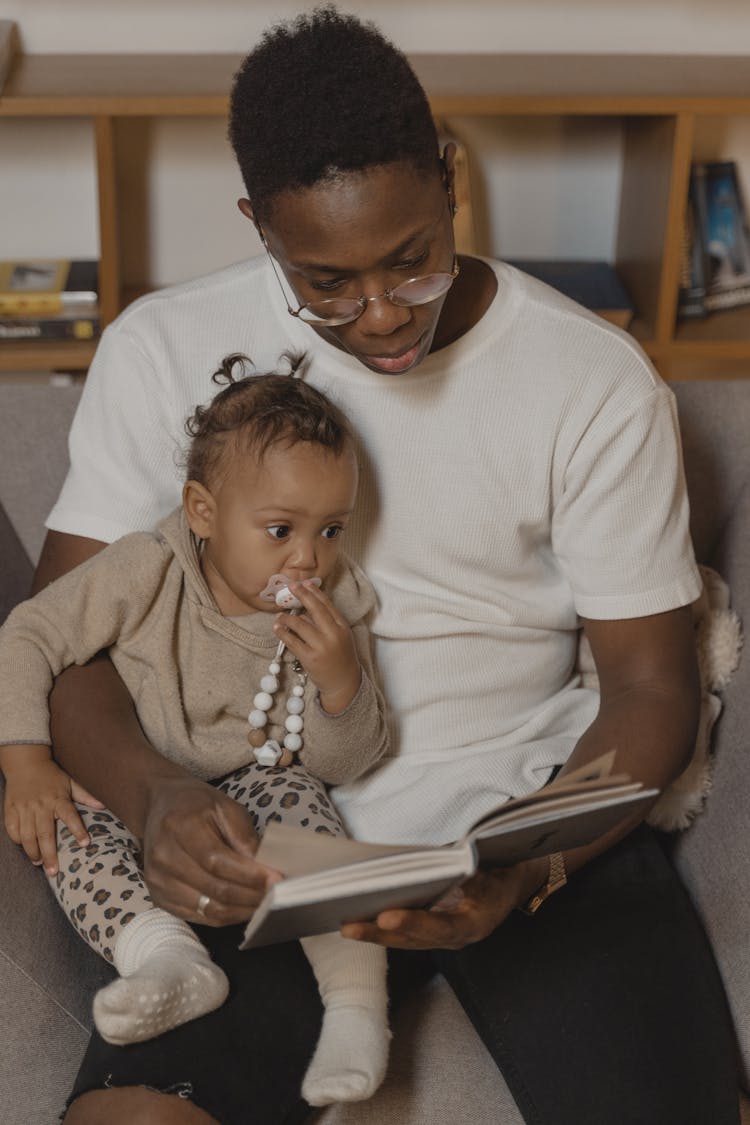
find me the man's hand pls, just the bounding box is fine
[340,858,547,950]
[0,744,102,876]
[141,775,282,927]
[273,580,361,714]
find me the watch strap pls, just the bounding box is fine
[520,851,567,915]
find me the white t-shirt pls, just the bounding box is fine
[49,256,702,844]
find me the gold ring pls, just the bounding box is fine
[196,893,210,918]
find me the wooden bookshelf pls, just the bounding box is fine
[2,51,750,377]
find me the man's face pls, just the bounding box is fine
[254,161,457,377]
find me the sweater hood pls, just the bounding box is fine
[155,506,377,627]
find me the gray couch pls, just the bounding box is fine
[1,379,749,1125]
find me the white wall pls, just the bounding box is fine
[3,2,750,286]
[9,1,750,56]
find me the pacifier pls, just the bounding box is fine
[259,574,322,610]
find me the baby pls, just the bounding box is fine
[0,354,390,1107]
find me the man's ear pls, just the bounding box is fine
[183,480,216,540]
[441,142,458,216]
[238,198,263,240]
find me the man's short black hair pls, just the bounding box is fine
[229,6,441,220]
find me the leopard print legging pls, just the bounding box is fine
[49,762,344,963]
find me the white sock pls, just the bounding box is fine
[300,932,390,1106]
[93,908,229,1045]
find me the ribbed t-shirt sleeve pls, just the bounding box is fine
[552,382,702,619]
[46,320,183,542]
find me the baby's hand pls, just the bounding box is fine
[0,745,94,876]
[273,580,361,714]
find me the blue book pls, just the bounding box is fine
[507,259,634,328]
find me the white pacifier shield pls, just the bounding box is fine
[275,576,322,609]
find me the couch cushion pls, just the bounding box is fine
[0,384,81,565]
[671,380,750,568]
[671,473,750,1090]
[0,950,91,1125]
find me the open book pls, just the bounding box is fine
[241,753,658,949]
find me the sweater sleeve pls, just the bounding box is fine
[0,533,170,746]
[299,620,390,786]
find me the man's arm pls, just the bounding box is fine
[343,605,700,949]
[32,529,277,925]
[31,530,105,595]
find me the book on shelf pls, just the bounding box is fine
[0,308,100,342]
[0,260,99,315]
[507,259,635,329]
[0,21,18,95]
[677,165,711,320]
[690,161,750,314]
[241,752,657,949]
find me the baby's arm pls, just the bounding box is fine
[0,743,103,875]
[0,533,166,872]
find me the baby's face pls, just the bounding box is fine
[197,442,358,617]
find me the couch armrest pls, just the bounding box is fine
[673,474,750,1089]
[0,784,114,1123]
[0,782,113,1025]
[0,499,33,626]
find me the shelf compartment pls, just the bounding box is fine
[673,303,750,348]
[0,339,97,372]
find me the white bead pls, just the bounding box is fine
[285,714,304,734]
[254,740,282,767]
[253,691,274,711]
[283,733,303,752]
[248,710,268,729]
[292,685,305,697]
[269,662,281,675]
[286,696,304,715]
[260,674,279,693]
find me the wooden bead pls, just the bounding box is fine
[248,728,267,748]
[278,748,294,767]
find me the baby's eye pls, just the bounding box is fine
[267,525,290,540]
[321,524,344,541]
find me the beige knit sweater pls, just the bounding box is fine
[0,508,388,785]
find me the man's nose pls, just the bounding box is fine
[357,291,412,335]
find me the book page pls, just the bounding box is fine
[255,822,432,878]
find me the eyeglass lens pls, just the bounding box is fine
[298,272,456,325]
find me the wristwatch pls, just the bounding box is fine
[520,851,567,915]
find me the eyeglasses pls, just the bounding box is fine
[263,245,459,328]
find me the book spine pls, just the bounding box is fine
[704,286,750,311]
[0,317,100,341]
[677,165,709,320]
[0,295,82,315]
[0,22,18,95]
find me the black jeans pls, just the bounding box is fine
[67,825,739,1125]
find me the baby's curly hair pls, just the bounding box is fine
[229,6,440,220]
[185,354,353,488]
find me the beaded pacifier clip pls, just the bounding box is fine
[247,575,322,767]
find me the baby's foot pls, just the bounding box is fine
[302,1004,391,1106]
[93,946,228,1045]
